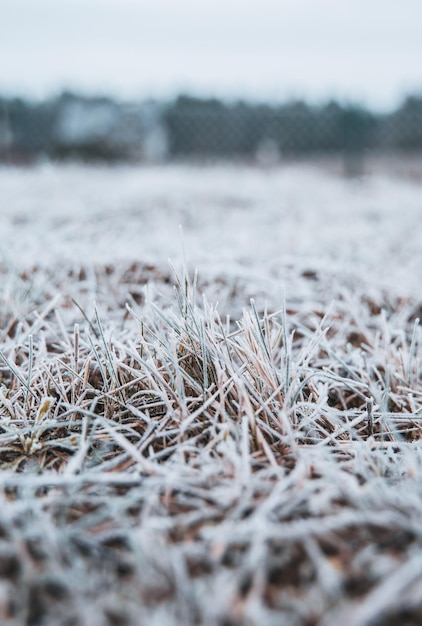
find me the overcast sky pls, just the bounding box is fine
[1,0,421,110]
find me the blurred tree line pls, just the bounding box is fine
[1,91,422,164]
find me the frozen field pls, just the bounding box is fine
[2,161,422,305]
[0,163,422,626]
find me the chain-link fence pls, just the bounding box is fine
[1,92,422,173]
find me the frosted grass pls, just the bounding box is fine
[0,162,421,625]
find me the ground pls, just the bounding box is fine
[0,161,421,625]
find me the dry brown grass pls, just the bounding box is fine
[0,261,421,625]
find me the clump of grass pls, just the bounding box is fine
[0,261,421,625]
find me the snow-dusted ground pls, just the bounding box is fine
[1,162,421,309]
[1,162,422,626]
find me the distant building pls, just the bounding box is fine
[53,93,168,161]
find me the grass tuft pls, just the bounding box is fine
[0,261,422,625]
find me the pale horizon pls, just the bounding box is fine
[1,0,422,111]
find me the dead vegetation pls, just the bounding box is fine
[0,260,421,625]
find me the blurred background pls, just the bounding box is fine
[1,0,422,176]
